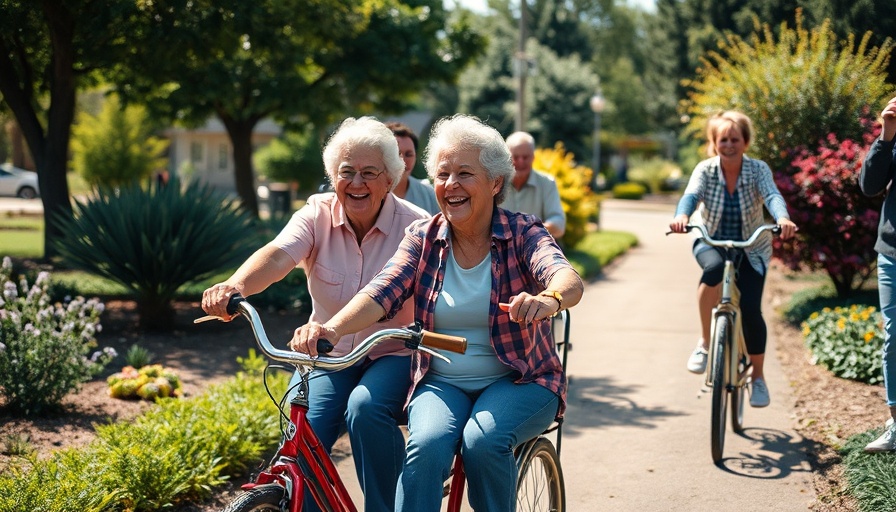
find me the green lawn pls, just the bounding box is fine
[0,215,43,257]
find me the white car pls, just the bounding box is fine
[0,163,40,199]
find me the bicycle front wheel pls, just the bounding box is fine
[223,484,286,512]
[516,437,565,512]
[710,314,732,463]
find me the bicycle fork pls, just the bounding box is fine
[705,260,748,389]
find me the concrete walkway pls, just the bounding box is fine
[559,199,814,510]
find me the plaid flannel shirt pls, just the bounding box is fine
[675,155,791,274]
[361,207,574,418]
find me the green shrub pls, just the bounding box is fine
[124,344,154,368]
[0,451,120,512]
[802,305,883,384]
[533,143,599,249]
[52,178,258,330]
[611,182,647,200]
[0,257,116,415]
[253,127,324,193]
[682,13,894,179]
[71,94,169,189]
[2,433,34,457]
[627,155,682,194]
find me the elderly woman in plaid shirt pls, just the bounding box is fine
[290,114,583,511]
[669,110,797,408]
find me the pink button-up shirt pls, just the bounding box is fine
[272,192,430,359]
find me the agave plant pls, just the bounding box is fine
[52,178,257,330]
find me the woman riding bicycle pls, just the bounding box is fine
[290,114,584,512]
[201,117,430,512]
[669,110,797,408]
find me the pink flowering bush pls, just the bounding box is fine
[0,257,116,415]
[774,119,883,297]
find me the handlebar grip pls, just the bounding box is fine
[226,293,246,316]
[420,330,467,354]
[317,339,334,354]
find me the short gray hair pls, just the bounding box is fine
[322,117,403,191]
[424,114,514,204]
[505,131,535,151]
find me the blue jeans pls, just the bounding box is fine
[287,355,412,512]
[879,254,896,407]
[395,376,559,512]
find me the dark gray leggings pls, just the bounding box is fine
[693,240,767,355]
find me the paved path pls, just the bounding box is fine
[559,199,814,510]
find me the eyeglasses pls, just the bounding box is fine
[337,167,384,181]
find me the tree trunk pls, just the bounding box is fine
[219,112,261,217]
[0,3,77,261]
[137,294,176,332]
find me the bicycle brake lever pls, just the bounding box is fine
[418,346,452,364]
[193,315,225,324]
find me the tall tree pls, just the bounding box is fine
[112,0,483,216]
[0,1,137,259]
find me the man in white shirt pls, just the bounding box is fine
[504,131,566,239]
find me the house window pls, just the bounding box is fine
[218,144,229,170]
[190,141,204,165]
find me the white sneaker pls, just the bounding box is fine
[864,418,896,453]
[686,346,708,374]
[750,377,770,407]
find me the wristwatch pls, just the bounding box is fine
[539,290,563,310]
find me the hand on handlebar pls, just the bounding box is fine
[201,283,242,321]
[290,321,339,358]
[777,218,798,240]
[499,293,559,324]
[668,214,690,234]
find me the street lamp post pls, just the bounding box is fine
[589,93,606,190]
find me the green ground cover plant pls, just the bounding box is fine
[841,431,896,512]
[0,358,288,512]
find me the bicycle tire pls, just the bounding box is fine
[223,484,286,512]
[516,437,565,512]
[730,351,747,433]
[710,314,732,463]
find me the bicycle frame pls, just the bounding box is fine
[244,369,357,512]
[704,257,749,390]
[200,295,566,512]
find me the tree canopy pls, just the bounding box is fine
[111,0,484,215]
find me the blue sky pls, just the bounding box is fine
[451,0,656,14]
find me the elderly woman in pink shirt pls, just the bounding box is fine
[201,117,430,512]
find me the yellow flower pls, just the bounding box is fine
[865,331,875,343]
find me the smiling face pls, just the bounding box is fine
[334,146,392,229]
[433,147,502,232]
[714,122,747,160]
